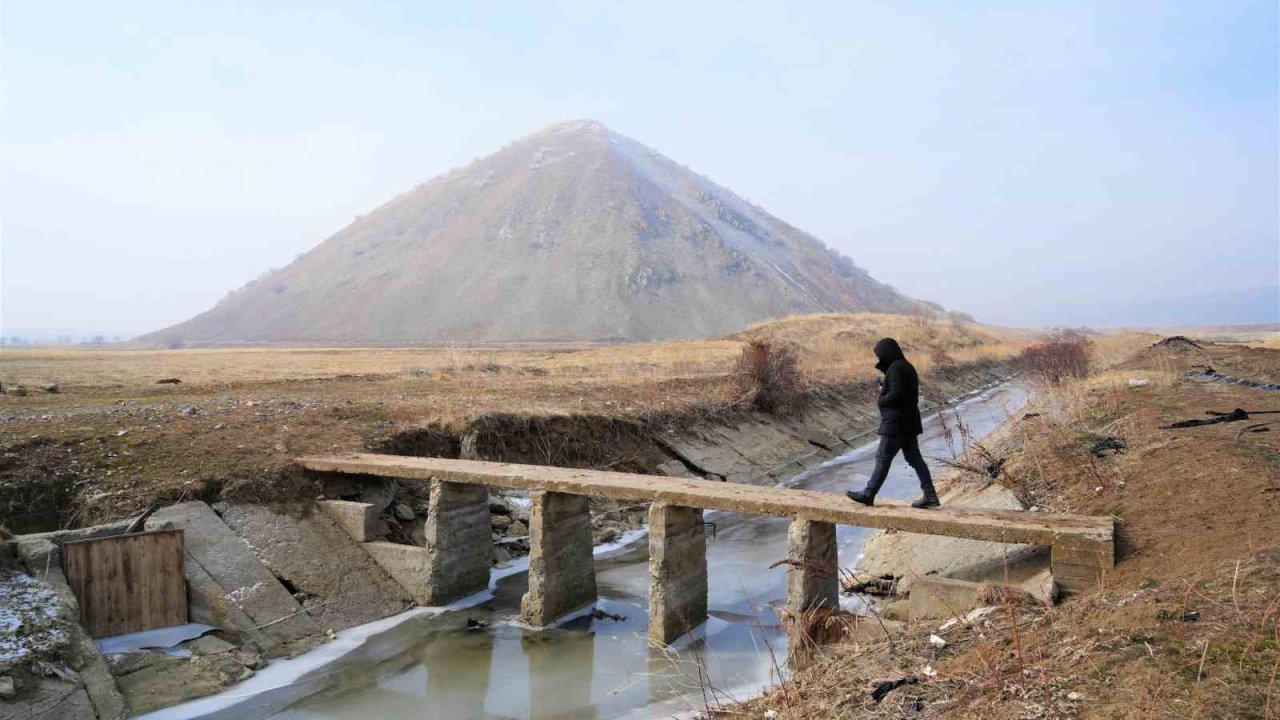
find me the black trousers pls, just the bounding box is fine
[862,434,937,499]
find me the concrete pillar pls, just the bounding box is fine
[648,502,708,645]
[422,479,492,604]
[520,491,597,626]
[786,519,839,614]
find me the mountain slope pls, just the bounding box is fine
[143,120,928,345]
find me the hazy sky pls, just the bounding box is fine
[3,1,1277,338]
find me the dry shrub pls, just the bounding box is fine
[929,346,955,367]
[1014,331,1091,384]
[732,339,804,415]
[0,522,11,541]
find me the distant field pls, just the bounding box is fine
[0,313,1029,399]
[1144,323,1279,345]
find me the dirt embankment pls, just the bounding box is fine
[732,340,1280,719]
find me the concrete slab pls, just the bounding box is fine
[857,482,1047,592]
[301,455,1114,554]
[13,521,134,574]
[908,576,984,621]
[109,651,253,715]
[146,502,318,646]
[183,557,271,649]
[362,542,431,605]
[213,503,412,632]
[318,500,379,542]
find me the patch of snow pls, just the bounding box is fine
[0,572,65,667]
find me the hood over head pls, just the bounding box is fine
[873,337,904,372]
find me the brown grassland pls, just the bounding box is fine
[728,338,1280,719]
[0,313,1027,530]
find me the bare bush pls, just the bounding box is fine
[1013,331,1091,384]
[732,339,804,415]
[929,346,956,367]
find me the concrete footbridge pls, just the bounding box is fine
[299,453,1114,644]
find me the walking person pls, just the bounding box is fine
[846,338,941,509]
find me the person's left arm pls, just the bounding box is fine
[878,363,907,407]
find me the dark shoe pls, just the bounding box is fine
[911,496,941,509]
[846,490,875,507]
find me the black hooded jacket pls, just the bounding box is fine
[874,338,923,436]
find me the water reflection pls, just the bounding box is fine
[522,629,596,720]
[422,629,492,719]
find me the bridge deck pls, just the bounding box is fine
[300,454,1112,550]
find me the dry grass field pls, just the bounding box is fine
[734,338,1280,720]
[1144,323,1279,346]
[0,313,1030,529]
[0,313,1162,534]
[0,313,1030,413]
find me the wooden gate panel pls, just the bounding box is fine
[63,529,187,638]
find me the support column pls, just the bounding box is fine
[648,502,708,645]
[786,519,839,614]
[422,478,492,604]
[520,491,597,626]
[1051,538,1114,595]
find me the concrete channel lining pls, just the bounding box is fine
[298,454,1115,552]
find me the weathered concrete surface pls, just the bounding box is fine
[521,491,596,626]
[1051,540,1113,595]
[146,502,319,646]
[648,503,707,644]
[1022,568,1059,606]
[107,651,254,715]
[422,480,491,604]
[12,521,134,575]
[786,519,839,613]
[362,542,432,605]
[318,500,380,542]
[653,363,1007,487]
[908,576,985,620]
[857,482,1049,592]
[214,503,413,631]
[182,559,271,649]
[299,455,1114,554]
[0,679,96,720]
